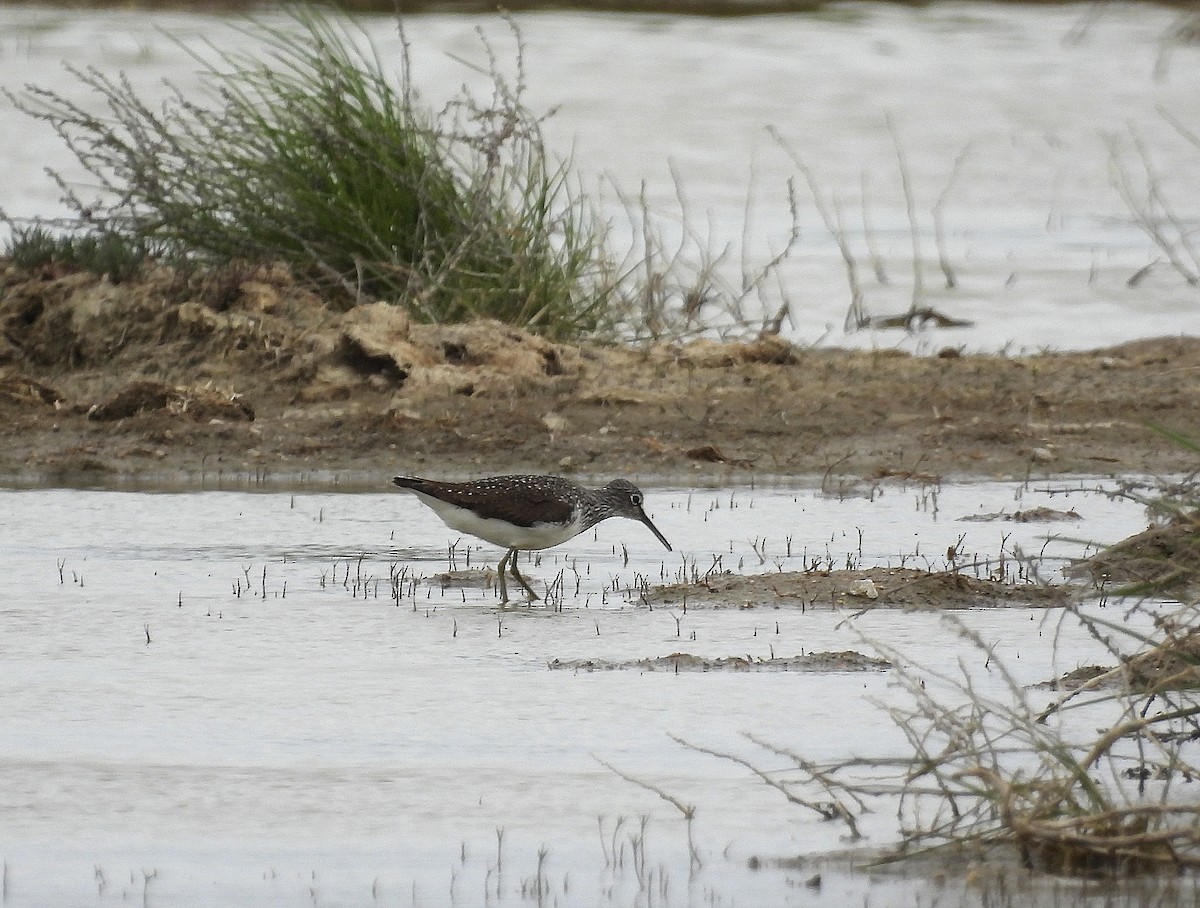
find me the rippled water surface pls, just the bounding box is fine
[0,478,1173,906]
[1,4,1197,903]
[1,3,1199,349]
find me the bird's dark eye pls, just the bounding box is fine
[631,493,643,506]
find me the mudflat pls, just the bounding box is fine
[1,263,1197,485]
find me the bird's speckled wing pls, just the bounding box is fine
[393,475,578,528]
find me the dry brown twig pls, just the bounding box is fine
[669,733,863,840]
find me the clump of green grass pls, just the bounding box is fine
[5,223,158,283]
[4,6,612,339]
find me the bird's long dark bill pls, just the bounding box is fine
[637,509,672,552]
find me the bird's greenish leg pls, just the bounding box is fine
[508,551,540,601]
[496,549,512,604]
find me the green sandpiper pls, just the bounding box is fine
[392,474,672,603]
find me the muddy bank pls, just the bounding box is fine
[548,650,893,672]
[0,263,1198,487]
[645,566,1072,610]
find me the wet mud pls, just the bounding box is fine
[1,264,1197,487]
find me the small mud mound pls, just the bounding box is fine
[647,567,1070,610]
[429,568,494,589]
[960,506,1082,523]
[1037,627,1200,695]
[1126,628,1200,690]
[327,302,584,396]
[1068,513,1200,597]
[87,380,255,422]
[338,302,435,383]
[0,266,325,373]
[0,370,63,408]
[674,336,796,367]
[548,650,891,673]
[1033,665,1112,691]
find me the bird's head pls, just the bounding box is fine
[604,479,672,551]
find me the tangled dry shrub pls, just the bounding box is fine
[680,611,1200,877]
[679,454,1200,879]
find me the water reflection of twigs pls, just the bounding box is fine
[933,141,974,291]
[767,124,866,331]
[886,112,924,317]
[612,160,802,342]
[770,121,973,335]
[1107,124,1200,287]
[595,757,703,873]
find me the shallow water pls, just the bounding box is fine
[2,3,1199,350]
[0,478,1179,905]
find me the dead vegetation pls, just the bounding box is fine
[672,467,1200,882]
[669,607,1200,879]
